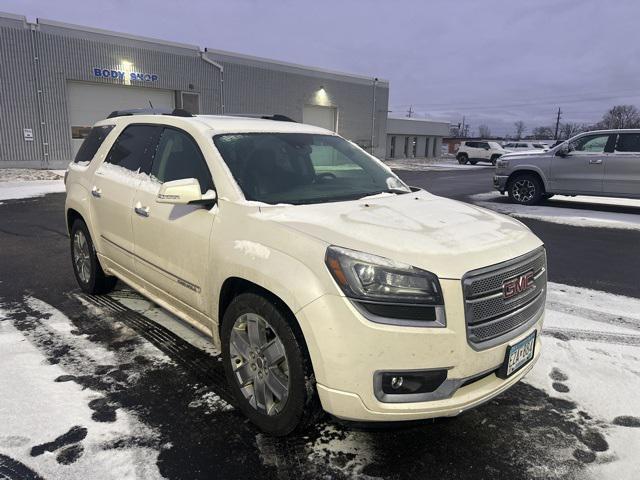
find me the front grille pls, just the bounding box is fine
[462,248,547,349]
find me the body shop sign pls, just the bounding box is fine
[93,67,158,82]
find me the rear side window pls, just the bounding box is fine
[151,128,214,193]
[74,125,114,164]
[105,125,161,173]
[616,133,640,152]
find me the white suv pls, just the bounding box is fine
[502,141,548,152]
[65,110,546,435]
[456,141,509,165]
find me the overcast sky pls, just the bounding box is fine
[5,0,640,136]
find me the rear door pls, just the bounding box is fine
[131,126,216,313]
[91,124,160,274]
[549,133,614,193]
[603,133,640,196]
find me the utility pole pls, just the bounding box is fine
[554,107,562,140]
[461,116,465,137]
[406,105,414,118]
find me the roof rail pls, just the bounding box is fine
[106,108,194,119]
[226,113,297,123]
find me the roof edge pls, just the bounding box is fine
[204,47,389,86]
[36,17,200,52]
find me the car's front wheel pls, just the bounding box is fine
[507,174,544,205]
[457,153,468,164]
[70,219,117,294]
[221,292,323,436]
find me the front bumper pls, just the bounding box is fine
[494,175,509,192]
[295,279,544,422]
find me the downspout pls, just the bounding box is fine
[370,77,378,156]
[29,22,49,166]
[200,50,225,114]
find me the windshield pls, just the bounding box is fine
[489,142,502,149]
[213,133,410,205]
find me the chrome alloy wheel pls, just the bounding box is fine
[229,313,290,415]
[512,179,536,203]
[72,229,91,284]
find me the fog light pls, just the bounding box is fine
[380,370,447,395]
[390,376,404,390]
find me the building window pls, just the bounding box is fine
[390,136,396,158]
[404,137,409,157]
[425,137,430,158]
[433,138,438,157]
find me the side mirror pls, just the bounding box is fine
[556,143,570,157]
[157,178,217,206]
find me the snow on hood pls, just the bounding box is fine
[263,190,543,278]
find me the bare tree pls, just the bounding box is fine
[598,105,640,129]
[514,121,526,139]
[478,124,491,138]
[560,122,588,140]
[532,126,554,139]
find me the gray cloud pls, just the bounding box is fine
[6,0,640,136]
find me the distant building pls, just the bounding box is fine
[386,118,450,159]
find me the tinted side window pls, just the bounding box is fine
[616,133,640,152]
[105,125,161,173]
[151,128,213,194]
[571,134,610,153]
[466,142,477,148]
[74,125,114,164]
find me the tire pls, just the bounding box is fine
[469,160,478,165]
[507,173,544,205]
[457,153,468,164]
[490,155,501,166]
[70,219,117,294]
[221,292,323,436]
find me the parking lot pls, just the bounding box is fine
[0,164,638,480]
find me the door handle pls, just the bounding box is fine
[589,159,603,164]
[134,205,150,217]
[91,186,102,198]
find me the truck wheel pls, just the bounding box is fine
[457,153,468,164]
[507,174,544,205]
[221,292,323,436]
[70,219,117,294]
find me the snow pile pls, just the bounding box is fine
[385,157,493,171]
[525,282,640,477]
[0,298,165,480]
[472,192,640,230]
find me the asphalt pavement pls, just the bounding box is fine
[1,169,639,479]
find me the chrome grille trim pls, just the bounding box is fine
[462,247,547,350]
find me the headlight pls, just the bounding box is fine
[325,246,442,305]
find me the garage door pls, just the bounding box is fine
[67,81,175,157]
[303,105,337,132]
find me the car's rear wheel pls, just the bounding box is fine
[507,174,544,205]
[70,219,117,294]
[221,292,323,436]
[457,153,468,164]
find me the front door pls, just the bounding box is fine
[91,124,159,274]
[132,126,216,314]
[604,133,640,196]
[549,133,614,193]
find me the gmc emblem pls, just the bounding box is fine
[503,270,534,299]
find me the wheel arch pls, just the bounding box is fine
[507,168,549,192]
[217,276,314,369]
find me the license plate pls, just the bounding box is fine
[497,331,536,379]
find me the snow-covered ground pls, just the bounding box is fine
[472,192,640,231]
[385,157,494,171]
[0,169,66,201]
[1,282,638,478]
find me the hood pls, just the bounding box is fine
[262,190,542,279]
